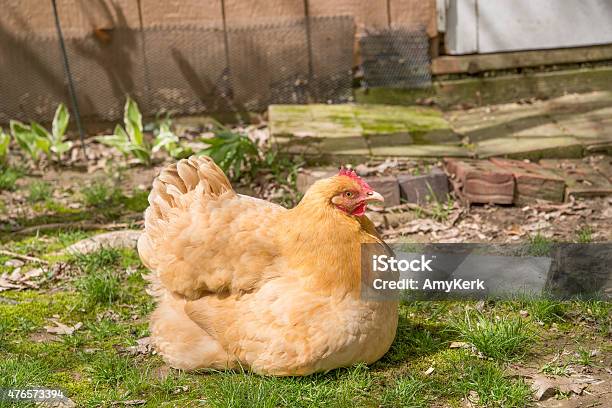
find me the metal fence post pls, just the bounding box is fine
[303,0,315,101]
[51,0,87,158]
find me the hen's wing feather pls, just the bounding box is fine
[138,156,286,300]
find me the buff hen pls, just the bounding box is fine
[138,156,398,375]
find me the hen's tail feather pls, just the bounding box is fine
[139,156,233,271]
[147,156,234,220]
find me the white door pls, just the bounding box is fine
[443,0,612,55]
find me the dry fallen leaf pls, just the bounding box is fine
[0,276,24,291]
[449,341,469,349]
[110,400,146,406]
[123,337,154,356]
[44,319,83,336]
[4,258,25,268]
[530,373,601,401]
[531,375,557,401]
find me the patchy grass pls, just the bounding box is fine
[576,225,593,243]
[526,233,553,256]
[541,361,571,376]
[573,347,595,366]
[27,180,53,203]
[451,312,534,361]
[0,230,609,407]
[80,180,122,208]
[452,359,533,407]
[0,166,22,191]
[380,375,428,407]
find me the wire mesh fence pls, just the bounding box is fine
[359,26,431,89]
[0,16,355,124]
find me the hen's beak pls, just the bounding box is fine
[365,190,384,203]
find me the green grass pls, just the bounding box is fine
[573,347,594,366]
[1,237,609,407]
[452,360,533,407]
[576,225,593,243]
[451,312,534,361]
[0,166,22,191]
[526,233,553,256]
[380,375,428,407]
[27,180,53,203]
[514,295,567,324]
[540,362,570,376]
[80,180,121,208]
[78,268,123,305]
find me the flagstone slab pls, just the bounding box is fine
[447,104,560,142]
[371,144,471,158]
[551,107,612,141]
[269,104,460,158]
[475,136,584,160]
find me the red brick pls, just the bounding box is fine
[444,159,515,204]
[540,159,612,200]
[489,158,565,204]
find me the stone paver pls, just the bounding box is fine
[364,175,401,207]
[475,136,584,160]
[270,92,612,160]
[447,91,612,158]
[270,104,461,158]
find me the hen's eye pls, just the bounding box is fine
[344,191,353,198]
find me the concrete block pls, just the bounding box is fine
[364,175,401,207]
[397,167,450,204]
[296,167,337,194]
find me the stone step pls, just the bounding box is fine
[269,104,461,159]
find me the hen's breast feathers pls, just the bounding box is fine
[138,157,286,300]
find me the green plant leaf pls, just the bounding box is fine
[152,124,179,153]
[10,120,39,159]
[52,103,70,142]
[31,121,51,140]
[128,145,151,164]
[96,127,130,156]
[34,136,51,155]
[51,141,73,155]
[124,97,143,146]
[0,128,10,162]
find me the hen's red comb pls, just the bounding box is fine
[338,167,372,190]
